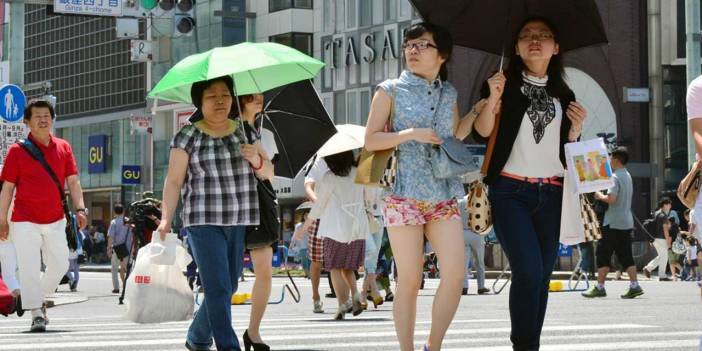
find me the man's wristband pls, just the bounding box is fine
[76,208,89,215]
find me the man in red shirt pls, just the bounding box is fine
[0,100,87,332]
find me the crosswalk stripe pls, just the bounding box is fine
[1,327,698,346]
[0,318,510,333]
[444,339,702,350]
[0,323,658,349]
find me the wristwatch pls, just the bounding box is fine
[76,208,89,215]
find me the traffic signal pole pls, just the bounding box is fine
[687,0,701,167]
[147,13,154,192]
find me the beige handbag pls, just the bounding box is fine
[355,85,398,188]
[467,181,492,234]
[677,160,701,209]
[466,100,500,236]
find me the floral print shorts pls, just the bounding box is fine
[383,195,460,227]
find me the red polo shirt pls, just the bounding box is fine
[0,133,79,224]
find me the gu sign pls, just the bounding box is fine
[122,165,141,185]
[54,0,123,17]
[88,135,108,174]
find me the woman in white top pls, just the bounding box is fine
[293,151,369,320]
[473,17,587,350]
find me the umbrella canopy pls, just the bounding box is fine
[316,124,365,158]
[260,80,337,179]
[409,0,608,56]
[148,42,325,103]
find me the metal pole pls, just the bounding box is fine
[687,0,701,168]
[146,14,154,191]
[648,0,665,206]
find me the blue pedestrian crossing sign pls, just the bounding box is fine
[0,85,25,123]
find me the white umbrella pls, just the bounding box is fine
[316,124,366,157]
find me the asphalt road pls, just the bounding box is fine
[0,271,701,350]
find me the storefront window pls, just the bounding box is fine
[269,0,312,13]
[269,32,313,56]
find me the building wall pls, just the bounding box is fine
[23,5,146,119]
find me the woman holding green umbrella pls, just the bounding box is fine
[156,76,273,351]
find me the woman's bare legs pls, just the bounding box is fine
[388,225,424,351]
[248,247,273,343]
[424,219,465,350]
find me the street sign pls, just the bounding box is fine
[130,40,153,62]
[174,107,195,132]
[122,165,142,185]
[0,84,25,123]
[53,0,123,17]
[558,244,573,257]
[88,135,108,174]
[623,87,650,103]
[0,122,27,163]
[129,115,151,134]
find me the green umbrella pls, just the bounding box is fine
[148,42,325,103]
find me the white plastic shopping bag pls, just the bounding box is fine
[564,138,614,194]
[125,233,194,324]
[560,171,585,246]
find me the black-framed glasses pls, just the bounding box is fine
[402,40,438,51]
[518,31,554,42]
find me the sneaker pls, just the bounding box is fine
[581,286,607,298]
[643,268,651,279]
[30,316,46,332]
[313,300,324,314]
[477,288,491,295]
[620,286,644,299]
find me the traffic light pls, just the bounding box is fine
[174,0,195,37]
[140,0,157,10]
[159,0,175,11]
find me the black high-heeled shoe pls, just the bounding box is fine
[243,329,270,351]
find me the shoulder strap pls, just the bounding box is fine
[17,139,68,208]
[481,110,501,176]
[385,82,396,133]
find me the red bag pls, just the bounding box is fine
[0,277,15,316]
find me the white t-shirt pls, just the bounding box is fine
[502,74,565,178]
[304,158,329,185]
[260,128,278,160]
[687,75,702,120]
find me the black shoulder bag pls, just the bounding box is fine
[17,139,78,251]
[242,123,281,250]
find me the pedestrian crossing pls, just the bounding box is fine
[1,275,700,350]
[0,311,699,350]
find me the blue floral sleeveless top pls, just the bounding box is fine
[378,70,465,202]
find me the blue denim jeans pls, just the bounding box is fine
[186,225,246,351]
[489,176,562,351]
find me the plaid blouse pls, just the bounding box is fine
[170,120,259,228]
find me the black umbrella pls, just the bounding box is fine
[261,80,336,179]
[410,0,608,58]
[188,79,336,179]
